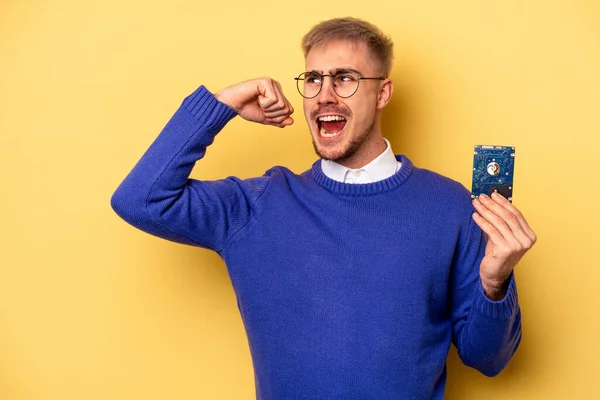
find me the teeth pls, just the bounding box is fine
[318,115,346,122]
[320,126,342,138]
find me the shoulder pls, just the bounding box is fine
[228,165,308,194]
[411,166,468,193]
[261,164,315,183]
[405,161,474,213]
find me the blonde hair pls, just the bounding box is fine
[301,17,394,77]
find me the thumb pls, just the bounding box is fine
[280,117,294,127]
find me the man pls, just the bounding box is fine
[112,17,536,399]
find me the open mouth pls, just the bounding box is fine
[317,115,347,138]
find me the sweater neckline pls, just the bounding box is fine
[311,155,413,195]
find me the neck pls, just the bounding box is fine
[336,119,386,169]
[337,138,386,169]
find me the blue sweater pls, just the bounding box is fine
[111,86,521,399]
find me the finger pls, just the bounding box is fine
[264,107,292,119]
[265,115,294,127]
[257,78,279,110]
[265,80,292,114]
[273,81,294,115]
[491,192,537,244]
[472,211,507,248]
[264,93,293,120]
[265,114,289,124]
[280,116,294,127]
[478,194,534,249]
[473,196,515,243]
[260,80,287,113]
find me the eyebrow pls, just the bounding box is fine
[308,68,362,76]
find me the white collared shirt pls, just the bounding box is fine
[321,138,401,184]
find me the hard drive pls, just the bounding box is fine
[471,145,515,202]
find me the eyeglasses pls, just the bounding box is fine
[295,71,385,99]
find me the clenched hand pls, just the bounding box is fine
[215,77,294,128]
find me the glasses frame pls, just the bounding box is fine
[294,71,385,99]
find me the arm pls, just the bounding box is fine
[451,193,536,376]
[110,78,294,251]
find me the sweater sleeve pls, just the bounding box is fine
[450,215,522,377]
[110,86,270,251]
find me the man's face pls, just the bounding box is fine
[303,40,384,164]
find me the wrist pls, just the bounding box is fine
[481,276,510,301]
[214,90,237,111]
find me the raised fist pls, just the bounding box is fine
[215,77,294,128]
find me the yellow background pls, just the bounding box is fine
[1,0,599,398]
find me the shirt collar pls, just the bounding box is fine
[320,138,400,183]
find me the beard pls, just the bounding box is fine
[311,120,374,163]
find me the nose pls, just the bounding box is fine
[316,76,338,105]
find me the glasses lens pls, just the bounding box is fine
[332,72,360,98]
[297,72,321,98]
[297,72,323,99]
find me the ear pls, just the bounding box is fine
[376,78,394,110]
